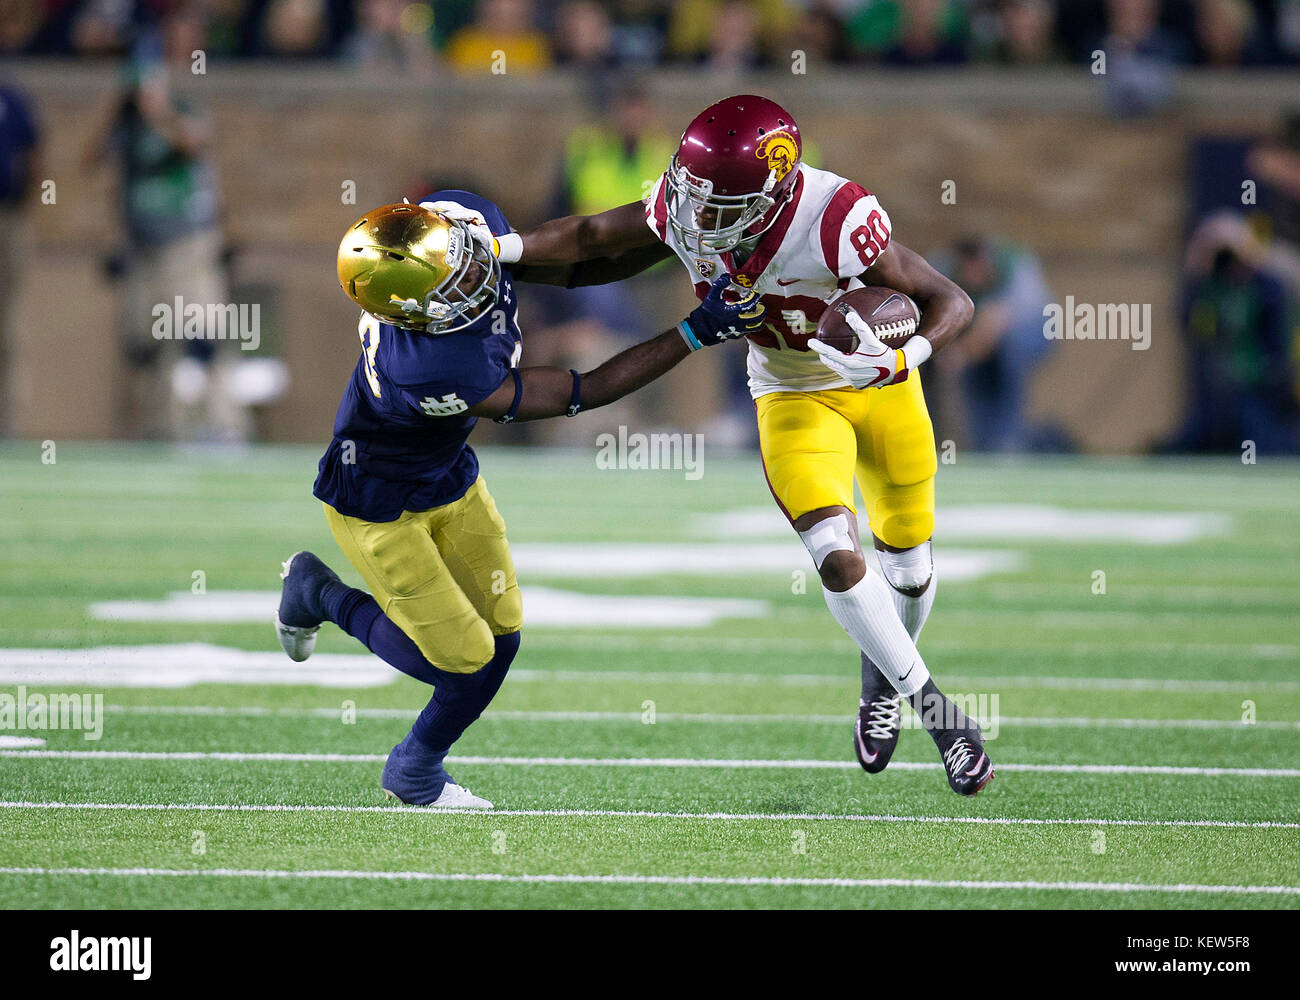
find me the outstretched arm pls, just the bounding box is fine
[466,276,764,422]
[504,201,661,266]
[466,330,692,422]
[506,241,675,287]
[432,197,669,285]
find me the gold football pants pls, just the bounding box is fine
[755,377,938,549]
[323,476,522,673]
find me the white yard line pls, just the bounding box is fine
[3,644,1294,694]
[2,748,1298,776]
[938,674,1300,694]
[90,587,768,629]
[523,633,1300,661]
[0,736,46,748]
[1,800,1296,830]
[997,716,1300,731]
[0,865,1294,896]
[506,668,1300,693]
[98,704,1300,731]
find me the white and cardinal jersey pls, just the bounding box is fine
[644,164,894,398]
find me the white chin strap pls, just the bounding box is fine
[798,513,856,569]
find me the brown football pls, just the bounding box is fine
[815,286,921,354]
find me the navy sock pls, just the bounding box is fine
[317,576,522,754]
[475,631,521,708]
[411,631,521,753]
[319,581,439,686]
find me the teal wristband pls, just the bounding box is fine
[677,320,703,351]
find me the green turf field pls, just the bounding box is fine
[1,442,1297,909]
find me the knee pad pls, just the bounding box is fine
[870,478,935,550]
[489,583,523,636]
[408,611,495,675]
[798,512,856,570]
[877,541,933,596]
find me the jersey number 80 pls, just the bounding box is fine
[849,209,891,268]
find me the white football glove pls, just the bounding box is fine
[418,199,497,257]
[808,307,907,389]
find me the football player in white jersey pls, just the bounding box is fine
[463,95,991,795]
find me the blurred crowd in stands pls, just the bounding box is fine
[3,1,1299,451]
[1164,120,1300,455]
[5,0,1300,71]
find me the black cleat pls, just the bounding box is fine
[937,733,995,796]
[274,551,340,662]
[854,694,902,773]
[909,680,995,796]
[854,655,902,773]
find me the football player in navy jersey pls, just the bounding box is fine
[275,194,764,808]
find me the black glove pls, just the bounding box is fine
[678,275,766,350]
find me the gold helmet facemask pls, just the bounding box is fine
[337,203,502,335]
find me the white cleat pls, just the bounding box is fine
[384,783,494,810]
[275,614,319,663]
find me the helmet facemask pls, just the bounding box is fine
[665,158,786,254]
[396,219,502,335]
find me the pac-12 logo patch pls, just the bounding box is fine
[694,259,715,279]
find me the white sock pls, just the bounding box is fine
[882,554,936,642]
[862,543,935,700]
[823,573,929,698]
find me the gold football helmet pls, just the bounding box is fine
[336,202,501,334]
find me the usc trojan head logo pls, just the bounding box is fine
[755,131,798,182]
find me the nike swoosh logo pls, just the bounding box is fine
[776,278,800,286]
[855,727,878,763]
[870,366,893,383]
[898,663,915,683]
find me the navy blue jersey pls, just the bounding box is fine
[314,191,522,522]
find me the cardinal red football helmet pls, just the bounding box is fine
[665,95,803,254]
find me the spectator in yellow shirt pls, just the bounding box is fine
[444,0,553,74]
